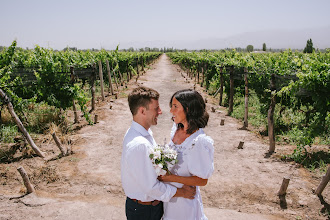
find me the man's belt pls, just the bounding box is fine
[130,198,160,206]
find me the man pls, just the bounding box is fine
[121,86,196,220]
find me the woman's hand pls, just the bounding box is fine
[158,174,176,182]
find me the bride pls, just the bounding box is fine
[159,89,214,220]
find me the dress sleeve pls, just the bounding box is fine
[187,134,214,179]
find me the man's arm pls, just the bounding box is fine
[125,142,177,202]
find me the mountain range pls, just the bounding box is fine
[122,26,330,50]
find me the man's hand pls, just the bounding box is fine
[174,184,196,199]
[182,185,196,199]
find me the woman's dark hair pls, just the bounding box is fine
[170,89,209,134]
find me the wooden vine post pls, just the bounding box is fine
[141,57,144,72]
[90,64,96,112]
[136,57,140,76]
[196,63,200,84]
[106,60,114,95]
[243,68,249,128]
[268,74,276,153]
[0,89,45,158]
[201,63,206,87]
[219,67,224,106]
[98,60,105,101]
[72,100,79,124]
[52,132,66,155]
[118,68,124,86]
[228,66,234,115]
[110,61,119,92]
[70,67,79,123]
[126,62,130,82]
[17,166,35,194]
[315,165,330,196]
[278,176,290,196]
[129,61,133,80]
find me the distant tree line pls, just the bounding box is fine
[0,38,324,53]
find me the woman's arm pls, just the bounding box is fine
[158,174,208,186]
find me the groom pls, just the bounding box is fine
[121,86,196,220]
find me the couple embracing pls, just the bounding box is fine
[121,86,214,220]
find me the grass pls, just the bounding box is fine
[0,102,67,144]
[0,124,19,143]
[231,93,267,130]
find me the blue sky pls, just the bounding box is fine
[1,0,330,50]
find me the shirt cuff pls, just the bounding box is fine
[159,184,177,202]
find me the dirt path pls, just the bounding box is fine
[0,54,328,220]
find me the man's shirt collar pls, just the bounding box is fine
[131,121,153,137]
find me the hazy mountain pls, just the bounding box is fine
[187,26,330,50]
[121,26,330,50]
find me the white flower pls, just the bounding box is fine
[154,163,166,176]
[153,150,161,160]
[149,142,178,176]
[166,161,174,170]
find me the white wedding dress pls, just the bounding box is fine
[163,124,214,220]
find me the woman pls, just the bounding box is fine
[158,89,214,220]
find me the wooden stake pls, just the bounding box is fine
[141,57,144,72]
[136,57,140,76]
[219,68,224,106]
[17,166,35,194]
[268,74,276,153]
[238,141,244,149]
[110,61,119,92]
[315,165,330,196]
[0,89,45,158]
[118,69,124,86]
[89,64,96,113]
[106,60,114,95]
[228,66,234,115]
[72,100,79,124]
[98,60,105,101]
[126,63,130,82]
[52,132,66,155]
[278,176,290,196]
[70,67,79,123]
[244,68,249,128]
[220,119,225,126]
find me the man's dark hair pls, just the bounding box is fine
[128,86,159,115]
[170,89,209,134]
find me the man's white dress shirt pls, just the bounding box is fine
[121,121,177,202]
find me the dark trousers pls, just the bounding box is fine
[125,197,163,220]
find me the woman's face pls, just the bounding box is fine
[170,97,187,124]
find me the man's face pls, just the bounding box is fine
[145,99,162,127]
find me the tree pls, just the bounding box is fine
[262,43,266,51]
[246,45,254,52]
[303,38,314,53]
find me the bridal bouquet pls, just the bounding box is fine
[149,144,178,176]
